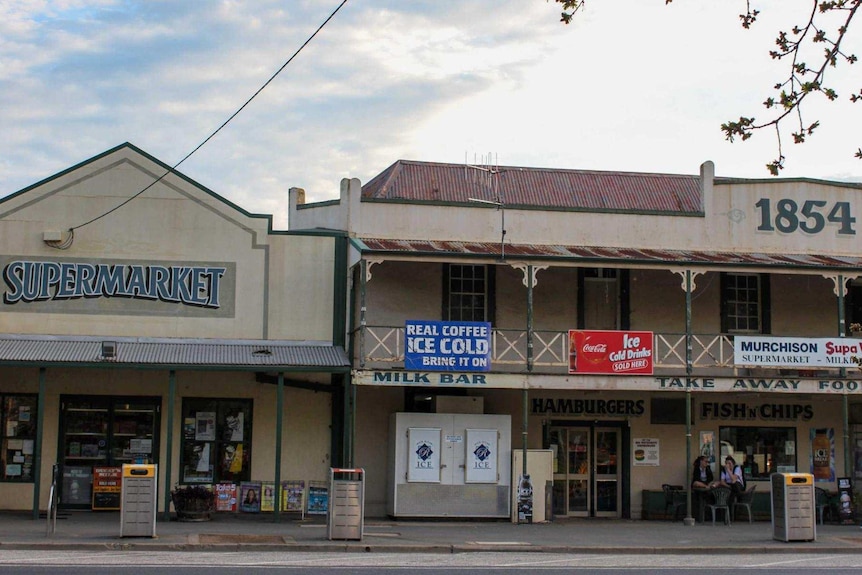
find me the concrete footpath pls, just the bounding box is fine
[2,512,862,554]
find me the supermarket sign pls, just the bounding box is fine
[734,335,861,367]
[568,330,654,375]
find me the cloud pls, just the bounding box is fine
[1,0,860,230]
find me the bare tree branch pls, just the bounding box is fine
[554,0,860,175]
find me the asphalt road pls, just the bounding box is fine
[1,551,862,574]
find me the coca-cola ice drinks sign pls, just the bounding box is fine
[568,330,654,375]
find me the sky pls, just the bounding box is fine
[1,1,860,228]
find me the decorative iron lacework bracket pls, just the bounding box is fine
[510,263,548,289]
[824,273,861,297]
[672,269,707,292]
[364,259,381,282]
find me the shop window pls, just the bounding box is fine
[180,398,252,485]
[846,280,862,329]
[443,264,495,323]
[718,426,796,481]
[405,388,467,413]
[650,397,692,425]
[720,273,771,334]
[1,395,38,482]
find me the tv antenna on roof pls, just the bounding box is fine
[465,152,506,261]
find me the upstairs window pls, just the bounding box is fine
[721,273,770,334]
[2,395,38,482]
[443,264,495,323]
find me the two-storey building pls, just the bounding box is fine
[290,159,862,519]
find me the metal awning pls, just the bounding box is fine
[353,238,862,272]
[0,334,351,371]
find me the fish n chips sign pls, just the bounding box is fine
[568,330,654,375]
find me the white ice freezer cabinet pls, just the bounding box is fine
[387,412,512,518]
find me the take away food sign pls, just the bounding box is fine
[568,330,654,375]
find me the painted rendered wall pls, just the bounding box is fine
[354,386,847,520]
[0,146,335,342]
[0,367,333,512]
[354,386,403,517]
[267,234,336,341]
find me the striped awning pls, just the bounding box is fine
[354,238,862,272]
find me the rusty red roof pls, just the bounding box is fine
[354,238,862,271]
[361,160,703,213]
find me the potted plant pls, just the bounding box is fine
[171,484,215,521]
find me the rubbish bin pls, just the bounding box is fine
[327,468,365,541]
[120,463,157,538]
[771,472,815,542]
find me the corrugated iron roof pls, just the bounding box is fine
[361,160,703,213]
[355,238,862,271]
[0,335,350,370]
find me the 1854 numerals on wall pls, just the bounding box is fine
[755,198,856,235]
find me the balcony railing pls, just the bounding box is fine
[357,326,740,374]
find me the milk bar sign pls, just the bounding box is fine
[405,320,491,372]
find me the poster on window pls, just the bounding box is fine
[183,442,213,483]
[407,427,441,483]
[195,412,216,441]
[220,443,245,479]
[223,410,244,442]
[465,428,498,483]
[811,428,835,482]
[699,431,716,468]
[633,438,660,466]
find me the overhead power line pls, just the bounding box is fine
[63,0,349,239]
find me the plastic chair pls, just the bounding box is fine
[815,487,831,524]
[707,486,732,526]
[662,484,686,521]
[732,484,757,523]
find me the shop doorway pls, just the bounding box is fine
[548,423,625,518]
[57,395,161,509]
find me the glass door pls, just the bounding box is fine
[593,428,620,517]
[59,395,160,508]
[550,424,622,518]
